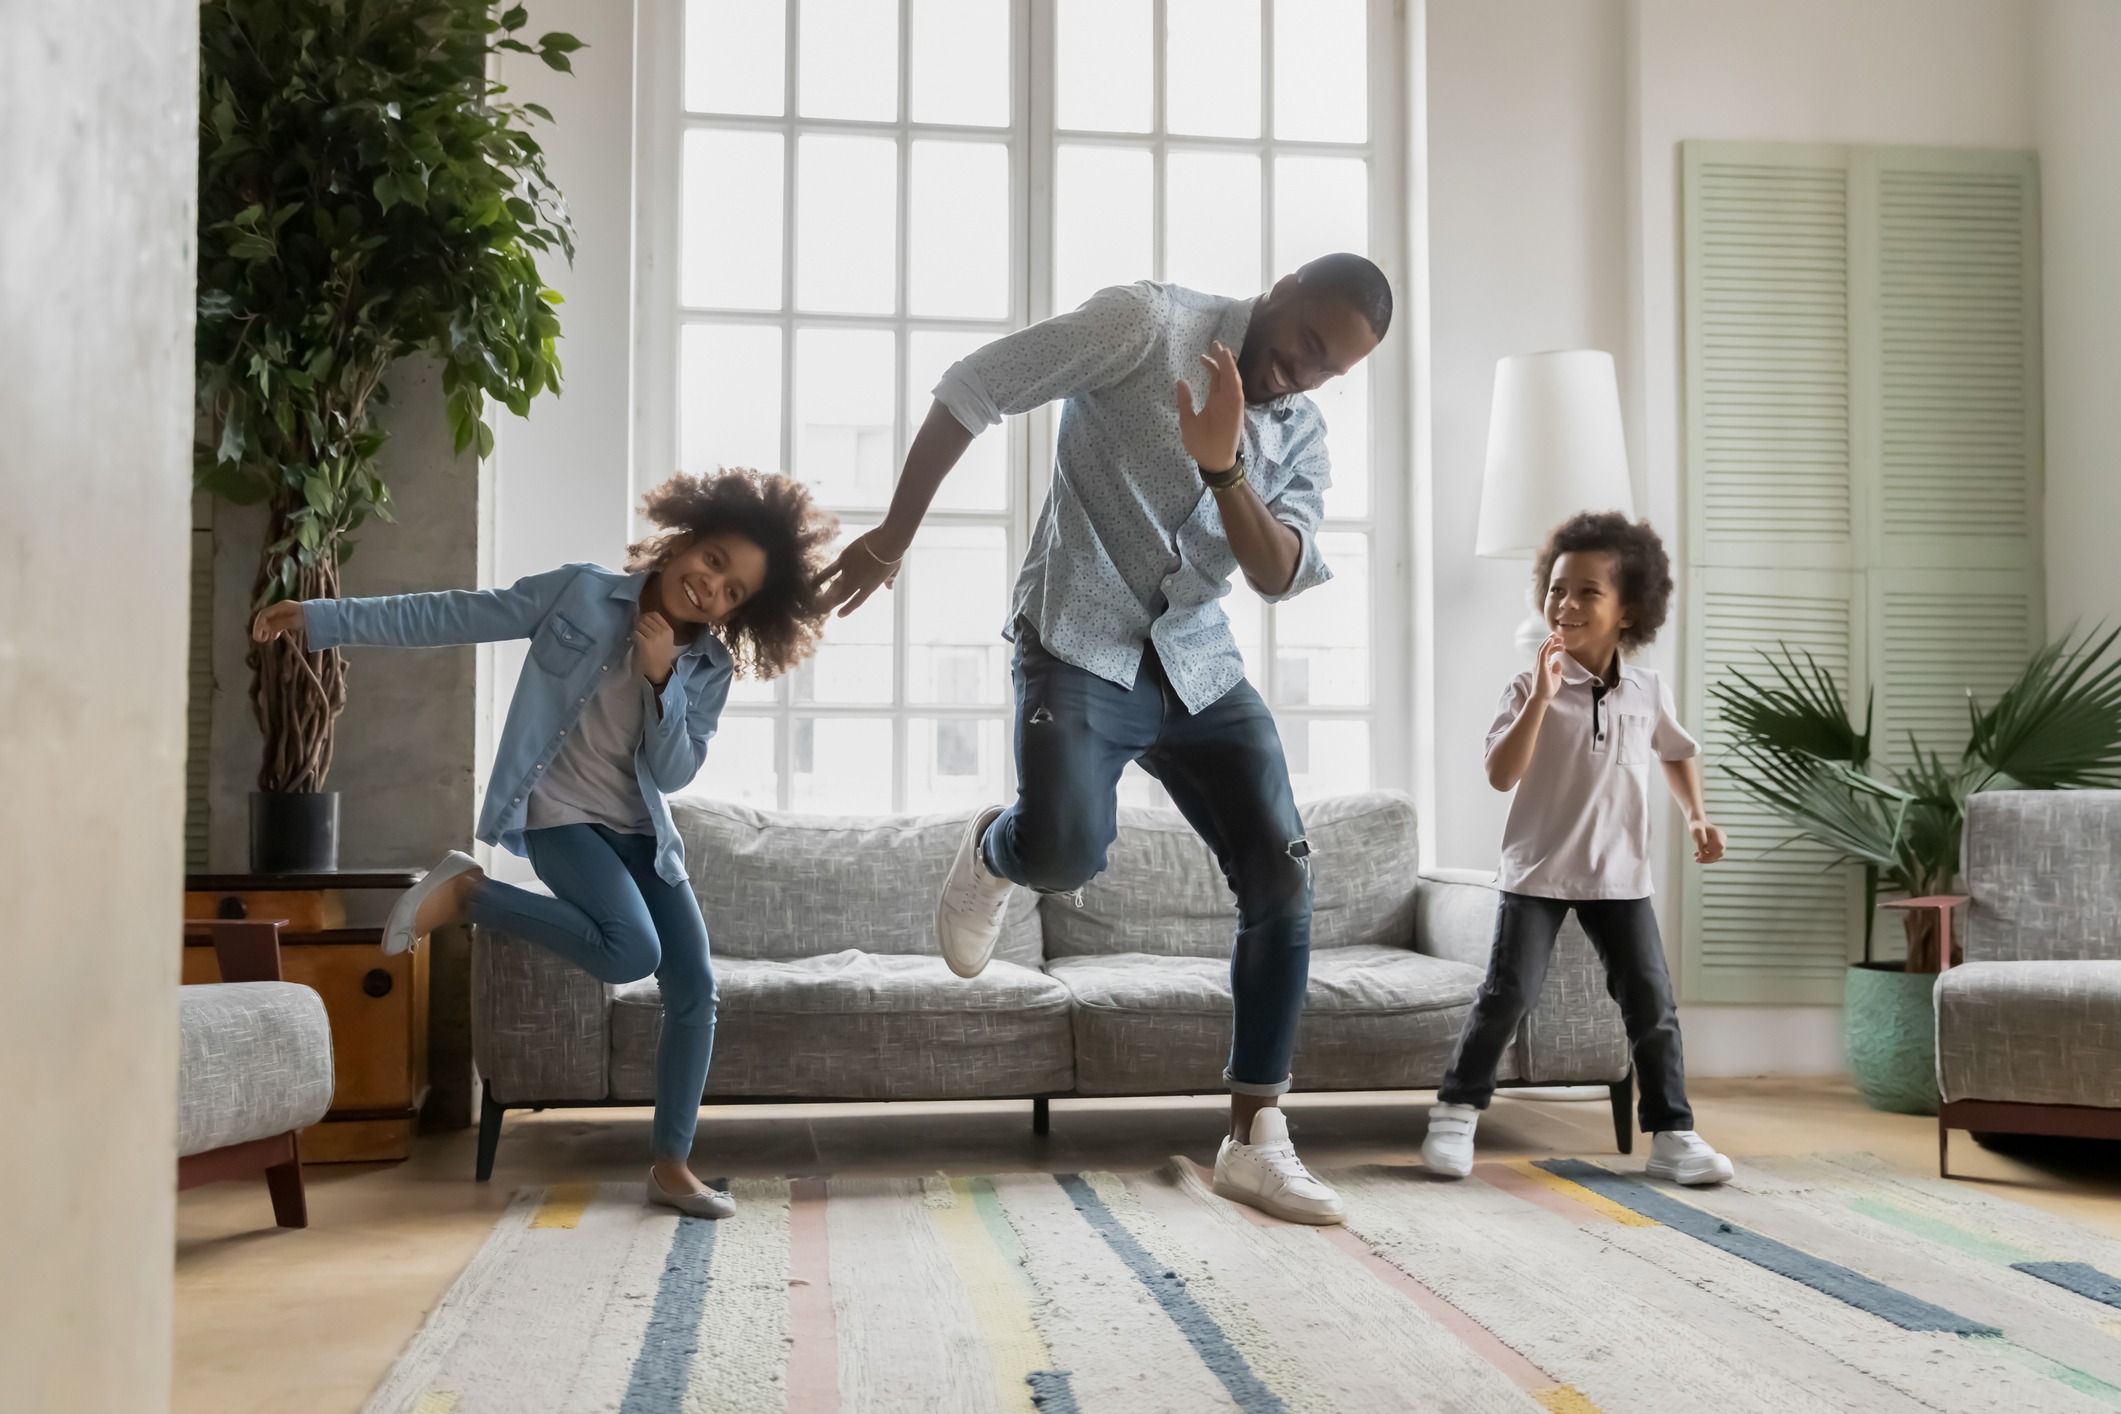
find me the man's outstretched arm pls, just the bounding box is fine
[813,399,973,617]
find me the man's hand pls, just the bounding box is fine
[813,529,902,619]
[1529,631,1566,704]
[1690,817,1727,865]
[635,611,678,687]
[1175,339,1244,475]
[251,600,306,646]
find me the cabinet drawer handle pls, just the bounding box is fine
[363,968,394,998]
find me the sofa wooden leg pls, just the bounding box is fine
[476,1087,506,1183]
[264,1135,308,1229]
[1939,1117,1950,1178]
[1610,1073,1634,1155]
[1032,1097,1050,1136]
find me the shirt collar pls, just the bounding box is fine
[617,572,731,665]
[1558,649,1636,688]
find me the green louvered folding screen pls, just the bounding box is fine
[1680,142,2042,1004]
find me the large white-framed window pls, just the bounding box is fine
[637,0,1407,814]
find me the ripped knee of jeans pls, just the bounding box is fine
[1027,704,1055,725]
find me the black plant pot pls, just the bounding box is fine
[249,791,340,875]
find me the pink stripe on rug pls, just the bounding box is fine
[787,1178,839,1414]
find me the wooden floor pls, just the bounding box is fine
[173,1078,2121,1414]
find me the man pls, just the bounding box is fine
[816,254,1390,1224]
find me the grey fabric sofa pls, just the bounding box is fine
[1934,790,2121,1173]
[178,920,335,1228]
[470,791,1632,1178]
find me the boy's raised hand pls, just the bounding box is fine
[1175,339,1244,475]
[1528,630,1566,703]
[635,611,678,687]
[251,600,306,646]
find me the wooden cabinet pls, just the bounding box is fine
[184,874,429,1162]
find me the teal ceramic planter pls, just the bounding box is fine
[1844,962,1939,1115]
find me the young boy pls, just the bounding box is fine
[1421,512,1735,1186]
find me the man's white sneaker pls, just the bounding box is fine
[1646,1130,1734,1186]
[1421,1102,1479,1179]
[1212,1108,1345,1225]
[936,805,1015,978]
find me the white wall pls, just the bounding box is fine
[0,1,195,1408]
[1424,0,2048,1074]
[2034,0,2121,634]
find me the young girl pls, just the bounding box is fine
[253,469,836,1218]
[1421,512,1735,1186]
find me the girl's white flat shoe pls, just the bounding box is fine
[647,1168,736,1220]
[382,850,481,956]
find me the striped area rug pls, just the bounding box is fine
[362,1153,2121,1413]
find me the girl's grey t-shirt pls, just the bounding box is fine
[525,645,654,835]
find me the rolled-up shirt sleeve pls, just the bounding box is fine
[933,282,1164,434]
[1256,409,1334,604]
[1652,672,1700,761]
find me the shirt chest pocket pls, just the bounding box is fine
[1609,710,1655,764]
[530,614,595,676]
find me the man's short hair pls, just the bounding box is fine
[1295,252,1392,339]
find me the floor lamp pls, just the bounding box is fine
[1475,350,1637,654]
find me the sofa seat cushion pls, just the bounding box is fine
[1936,960,2121,1108]
[1040,791,1421,961]
[178,982,335,1157]
[672,799,1042,966]
[610,952,1074,1101]
[1049,944,1503,1094]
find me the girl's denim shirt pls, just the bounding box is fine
[302,563,733,885]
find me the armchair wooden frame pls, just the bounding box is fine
[178,918,310,1228]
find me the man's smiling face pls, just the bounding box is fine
[1236,279,1382,405]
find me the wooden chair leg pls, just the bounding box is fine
[476,1087,507,1183]
[1610,1073,1635,1155]
[264,1135,308,1229]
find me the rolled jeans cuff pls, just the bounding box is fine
[1224,1068,1292,1097]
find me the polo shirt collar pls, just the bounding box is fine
[617,571,732,666]
[1558,649,1630,688]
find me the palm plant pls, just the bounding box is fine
[1711,626,2121,970]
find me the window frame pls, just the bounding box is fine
[635,0,1409,813]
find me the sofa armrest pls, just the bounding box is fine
[1413,871,1631,1086]
[472,925,612,1103]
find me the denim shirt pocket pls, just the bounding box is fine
[529,613,595,676]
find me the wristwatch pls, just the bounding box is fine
[1199,448,1247,493]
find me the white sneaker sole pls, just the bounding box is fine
[1421,1146,1473,1180]
[1212,1177,1345,1226]
[1646,1158,1734,1187]
[382,850,480,956]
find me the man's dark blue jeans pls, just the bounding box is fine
[983,625,1312,1095]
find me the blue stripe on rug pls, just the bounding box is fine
[1054,1174,1287,1413]
[618,1214,719,1413]
[1027,1368,1084,1411]
[2013,1261,2121,1310]
[1536,1159,2000,1336]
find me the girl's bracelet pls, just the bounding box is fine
[860,537,904,568]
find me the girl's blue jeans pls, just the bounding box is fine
[466,824,716,1161]
[984,626,1312,1096]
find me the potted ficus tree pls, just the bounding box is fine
[1714,628,2121,1114]
[195,0,579,871]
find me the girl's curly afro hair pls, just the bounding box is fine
[1532,511,1673,653]
[627,468,839,680]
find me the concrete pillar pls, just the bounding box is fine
[0,1,197,1409]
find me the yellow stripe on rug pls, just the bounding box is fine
[1498,1160,1658,1227]
[528,1182,598,1230]
[925,1175,1054,1414]
[410,1393,459,1414]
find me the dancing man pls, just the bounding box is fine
[816,255,1390,1224]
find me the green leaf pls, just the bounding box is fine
[537,31,585,53]
[373,172,400,212]
[1965,625,2121,790]
[501,4,528,30]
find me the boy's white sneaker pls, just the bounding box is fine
[1213,1108,1345,1225]
[936,806,1015,978]
[1646,1130,1734,1186]
[1421,1102,1479,1179]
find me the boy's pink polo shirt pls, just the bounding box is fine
[1485,653,1699,901]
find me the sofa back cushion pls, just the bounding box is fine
[1039,791,1420,959]
[672,799,1043,965]
[1964,790,2121,962]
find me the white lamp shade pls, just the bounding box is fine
[1475,350,1636,558]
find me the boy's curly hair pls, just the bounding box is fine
[627,468,839,680]
[1532,512,1673,653]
